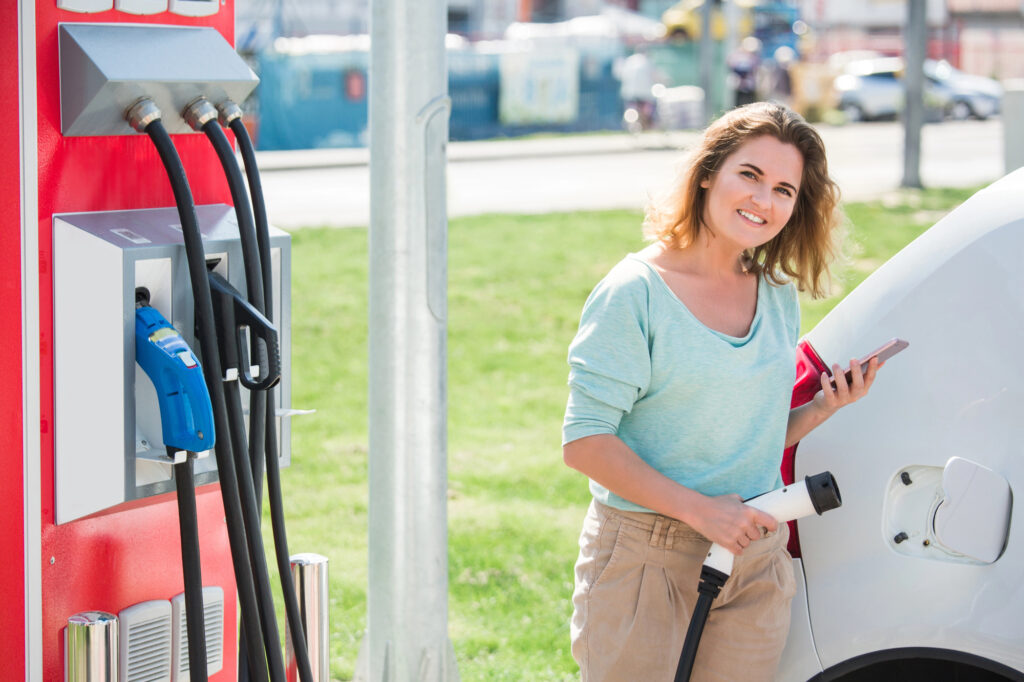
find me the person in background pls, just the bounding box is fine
[619,44,662,130]
[760,45,797,107]
[728,36,763,107]
[562,102,881,681]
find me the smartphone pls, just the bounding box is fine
[829,337,908,388]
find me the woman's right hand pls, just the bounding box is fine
[691,493,779,556]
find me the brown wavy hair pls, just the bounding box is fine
[644,102,843,299]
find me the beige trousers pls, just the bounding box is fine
[571,500,796,682]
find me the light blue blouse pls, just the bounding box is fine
[563,253,799,511]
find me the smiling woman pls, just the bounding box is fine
[561,102,880,682]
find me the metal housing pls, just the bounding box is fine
[53,204,292,524]
[59,23,258,136]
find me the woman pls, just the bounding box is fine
[562,102,879,681]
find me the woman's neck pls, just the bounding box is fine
[657,236,748,279]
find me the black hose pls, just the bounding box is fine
[231,115,318,682]
[228,118,273,319]
[228,115,274,492]
[222,379,288,682]
[143,118,270,682]
[200,119,269,482]
[226,115,270,493]
[674,592,713,682]
[202,119,289,682]
[173,453,209,682]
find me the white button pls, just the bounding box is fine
[115,0,168,14]
[168,0,218,16]
[57,0,113,12]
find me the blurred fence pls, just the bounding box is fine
[252,41,725,151]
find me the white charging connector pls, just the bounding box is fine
[704,472,842,575]
[676,472,843,682]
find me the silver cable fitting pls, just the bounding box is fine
[183,97,218,131]
[217,100,244,126]
[126,98,161,133]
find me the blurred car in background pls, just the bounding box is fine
[831,55,1002,123]
[925,59,1002,120]
[833,56,905,121]
[832,56,946,122]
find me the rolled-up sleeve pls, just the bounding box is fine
[562,273,651,445]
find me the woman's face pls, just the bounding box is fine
[700,135,803,253]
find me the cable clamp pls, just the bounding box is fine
[217,100,244,126]
[137,449,187,465]
[183,97,218,132]
[126,98,161,133]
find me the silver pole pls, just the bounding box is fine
[287,553,330,682]
[361,0,457,676]
[723,0,740,110]
[902,0,926,188]
[65,612,118,682]
[699,0,715,124]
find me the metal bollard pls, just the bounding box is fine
[999,79,1024,173]
[1004,80,1024,174]
[66,611,118,682]
[286,553,330,681]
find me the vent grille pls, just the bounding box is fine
[119,601,172,682]
[171,586,225,680]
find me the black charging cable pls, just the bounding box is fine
[128,98,271,682]
[221,99,318,682]
[185,97,288,682]
[136,285,210,682]
[173,450,211,682]
[673,567,728,682]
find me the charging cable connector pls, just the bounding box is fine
[675,473,842,682]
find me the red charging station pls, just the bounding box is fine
[2,2,292,679]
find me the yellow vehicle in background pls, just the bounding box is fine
[661,0,803,60]
[661,0,757,41]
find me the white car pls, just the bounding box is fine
[777,169,1024,681]
[925,59,1002,120]
[833,57,949,123]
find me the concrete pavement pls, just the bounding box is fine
[253,119,1005,229]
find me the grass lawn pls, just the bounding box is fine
[270,186,978,680]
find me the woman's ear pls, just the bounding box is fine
[699,176,710,189]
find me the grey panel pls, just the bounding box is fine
[59,23,258,136]
[54,205,292,523]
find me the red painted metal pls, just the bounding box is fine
[34,4,241,680]
[782,339,830,558]
[1,2,26,677]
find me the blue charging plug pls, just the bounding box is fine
[135,297,215,454]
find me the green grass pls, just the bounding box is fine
[267,186,978,680]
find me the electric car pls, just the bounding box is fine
[776,169,1024,682]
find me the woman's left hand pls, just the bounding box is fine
[812,356,880,416]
